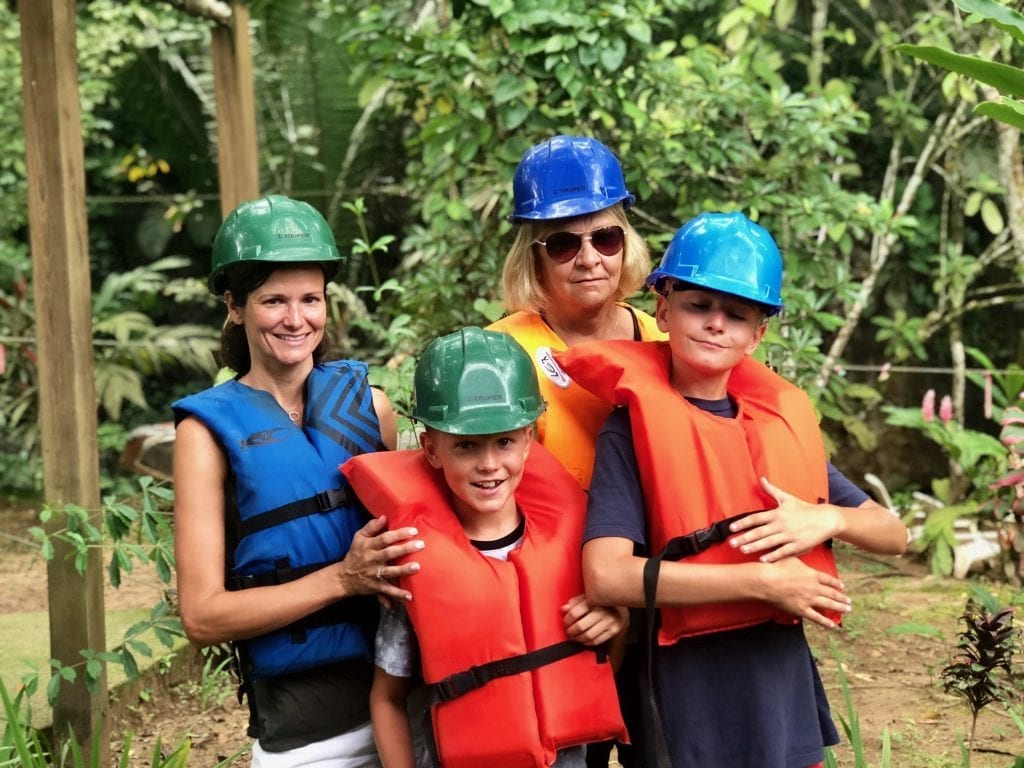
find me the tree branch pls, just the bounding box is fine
[814,100,969,389]
[981,85,1024,271]
[807,0,829,92]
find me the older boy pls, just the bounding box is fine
[557,212,908,768]
[342,328,628,768]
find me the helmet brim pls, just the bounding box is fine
[508,193,635,223]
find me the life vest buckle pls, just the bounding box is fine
[676,525,727,558]
[435,666,485,702]
[667,513,755,559]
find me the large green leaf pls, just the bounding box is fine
[976,101,1024,130]
[895,44,1024,99]
[954,0,1024,45]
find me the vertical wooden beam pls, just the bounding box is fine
[18,0,108,756]
[211,1,260,218]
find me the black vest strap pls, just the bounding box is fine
[226,556,325,590]
[641,511,754,768]
[282,595,378,644]
[239,486,354,540]
[227,556,378,644]
[426,639,608,706]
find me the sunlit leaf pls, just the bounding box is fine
[980,198,1004,234]
[895,45,1024,99]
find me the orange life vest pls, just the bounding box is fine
[556,340,839,644]
[341,442,627,767]
[487,308,665,489]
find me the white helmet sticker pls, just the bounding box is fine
[535,346,572,389]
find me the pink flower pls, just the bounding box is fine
[878,362,891,383]
[939,394,954,425]
[921,389,936,422]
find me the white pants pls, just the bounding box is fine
[251,720,381,768]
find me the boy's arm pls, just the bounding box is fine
[726,477,909,561]
[582,536,850,629]
[370,667,417,768]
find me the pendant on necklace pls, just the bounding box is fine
[288,410,301,423]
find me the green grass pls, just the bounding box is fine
[0,609,186,728]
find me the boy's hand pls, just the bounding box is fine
[727,477,842,562]
[562,594,628,646]
[759,557,850,628]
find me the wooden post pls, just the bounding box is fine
[211,1,260,218]
[18,0,108,756]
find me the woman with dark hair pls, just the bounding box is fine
[173,195,423,767]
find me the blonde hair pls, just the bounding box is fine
[500,204,650,314]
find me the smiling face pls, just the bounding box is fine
[656,283,767,399]
[226,264,327,376]
[535,210,624,316]
[420,426,532,538]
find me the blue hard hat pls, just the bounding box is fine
[509,135,636,222]
[646,212,784,315]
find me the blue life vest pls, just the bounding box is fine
[173,361,382,678]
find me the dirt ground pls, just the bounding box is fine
[2,503,1023,768]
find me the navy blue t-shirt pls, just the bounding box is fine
[586,400,867,768]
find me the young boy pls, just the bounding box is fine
[555,212,909,768]
[341,327,628,768]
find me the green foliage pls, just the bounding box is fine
[25,478,183,706]
[824,639,893,768]
[92,257,219,421]
[883,403,1007,499]
[886,621,946,639]
[1,673,247,766]
[0,254,218,496]
[339,0,896,387]
[0,244,38,494]
[190,646,236,712]
[966,348,1024,419]
[884,390,1014,576]
[897,0,1024,130]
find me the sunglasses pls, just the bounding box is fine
[535,226,625,263]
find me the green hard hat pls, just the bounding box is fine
[413,327,546,435]
[208,195,342,294]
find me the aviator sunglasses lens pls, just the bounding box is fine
[540,226,625,262]
[590,226,625,255]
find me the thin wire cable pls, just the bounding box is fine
[0,333,1018,375]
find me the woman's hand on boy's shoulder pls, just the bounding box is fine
[726,477,842,563]
[336,515,425,602]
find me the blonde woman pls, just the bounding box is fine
[489,135,665,492]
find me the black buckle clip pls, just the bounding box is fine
[678,523,728,558]
[227,573,257,591]
[315,490,335,511]
[436,666,486,702]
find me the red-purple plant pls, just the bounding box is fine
[941,597,1017,763]
[990,405,1024,517]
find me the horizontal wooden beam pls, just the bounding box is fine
[158,0,232,26]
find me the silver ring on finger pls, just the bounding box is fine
[376,565,385,582]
